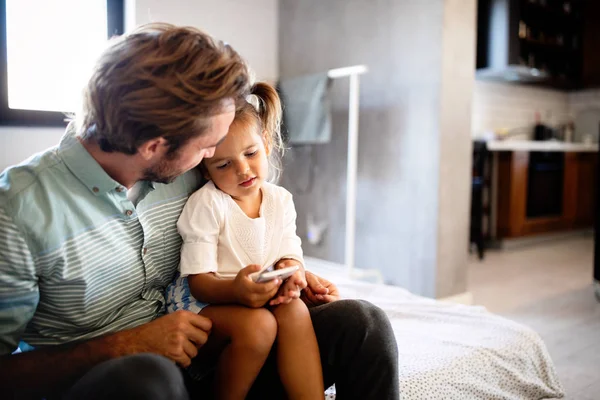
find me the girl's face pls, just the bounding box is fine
[203,119,269,201]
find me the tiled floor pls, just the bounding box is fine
[468,235,600,399]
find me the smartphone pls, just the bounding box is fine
[250,265,299,283]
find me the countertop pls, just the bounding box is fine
[486,140,599,152]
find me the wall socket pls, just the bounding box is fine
[306,214,328,246]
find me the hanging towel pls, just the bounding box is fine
[278,72,332,145]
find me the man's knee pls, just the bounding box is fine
[65,353,189,400]
[328,299,387,326]
[331,299,398,357]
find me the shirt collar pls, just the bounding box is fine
[58,124,122,196]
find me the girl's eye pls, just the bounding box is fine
[246,150,258,157]
[216,162,229,170]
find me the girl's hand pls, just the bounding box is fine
[233,264,282,308]
[269,259,306,306]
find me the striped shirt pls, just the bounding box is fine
[0,125,203,355]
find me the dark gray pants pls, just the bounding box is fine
[65,300,399,400]
[63,353,188,400]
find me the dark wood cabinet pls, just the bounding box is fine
[496,151,596,239]
[573,153,598,227]
[582,0,600,88]
[477,0,600,89]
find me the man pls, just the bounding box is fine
[0,23,398,399]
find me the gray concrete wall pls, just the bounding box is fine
[279,0,475,297]
[280,0,457,297]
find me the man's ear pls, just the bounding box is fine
[138,137,168,161]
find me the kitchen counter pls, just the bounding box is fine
[486,140,599,152]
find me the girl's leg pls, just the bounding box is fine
[199,305,277,400]
[271,299,325,400]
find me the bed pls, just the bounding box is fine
[305,257,565,400]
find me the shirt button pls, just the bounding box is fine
[143,247,148,255]
[125,210,133,216]
[92,187,99,193]
[116,187,123,193]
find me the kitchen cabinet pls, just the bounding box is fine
[572,152,597,227]
[582,0,600,88]
[477,0,599,89]
[496,150,597,238]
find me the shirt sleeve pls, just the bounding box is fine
[0,207,39,355]
[278,191,305,267]
[177,187,222,277]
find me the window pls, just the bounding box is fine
[0,0,123,126]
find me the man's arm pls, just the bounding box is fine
[0,207,211,397]
[0,310,212,398]
[1,328,124,397]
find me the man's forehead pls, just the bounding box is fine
[193,123,229,149]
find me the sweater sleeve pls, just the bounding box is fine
[277,190,305,267]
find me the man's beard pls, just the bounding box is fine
[141,156,180,184]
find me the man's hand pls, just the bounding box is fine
[0,311,214,396]
[233,264,282,308]
[301,271,340,307]
[270,259,306,306]
[123,310,212,367]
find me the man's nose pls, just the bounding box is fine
[204,147,216,158]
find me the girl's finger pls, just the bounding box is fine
[270,297,282,306]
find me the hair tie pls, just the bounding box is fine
[246,94,260,112]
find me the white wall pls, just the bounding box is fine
[0,127,65,172]
[436,0,476,298]
[132,0,279,83]
[472,81,570,138]
[1,0,279,173]
[569,89,600,114]
[472,82,600,140]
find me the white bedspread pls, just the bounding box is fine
[307,258,564,400]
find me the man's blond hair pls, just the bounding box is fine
[77,23,251,154]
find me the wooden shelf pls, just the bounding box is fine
[475,0,593,89]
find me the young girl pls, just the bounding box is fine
[166,82,324,400]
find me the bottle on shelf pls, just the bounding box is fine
[519,21,527,39]
[528,53,536,69]
[563,121,575,143]
[533,111,552,141]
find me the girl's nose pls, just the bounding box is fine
[236,161,250,175]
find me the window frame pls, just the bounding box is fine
[0,0,124,127]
